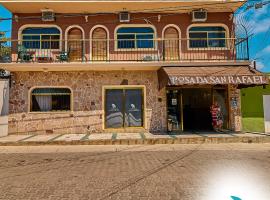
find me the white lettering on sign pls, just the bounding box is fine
[169,76,268,85]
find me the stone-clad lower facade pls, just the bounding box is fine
[8,71,167,134]
[8,71,241,134]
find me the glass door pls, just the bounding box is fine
[125,89,143,127]
[105,88,144,128]
[105,89,124,128]
[167,89,182,132]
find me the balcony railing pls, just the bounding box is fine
[0,38,249,64]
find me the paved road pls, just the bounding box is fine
[0,144,269,200]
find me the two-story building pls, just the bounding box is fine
[0,0,268,135]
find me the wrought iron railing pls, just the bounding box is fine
[0,38,249,63]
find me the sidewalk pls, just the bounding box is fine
[0,132,269,146]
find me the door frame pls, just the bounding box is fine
[166,88,184,132]
[90,25,110,61]
[102,85,147,130]
[166,85,229,132]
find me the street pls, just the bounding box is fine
[0,144,269,200]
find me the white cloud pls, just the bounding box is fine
[256,61,265,70]
[235,4,270,35]
[261,45,270,53]
[255,45,270,58]
[253,5,268,19]
[252,17,270,34]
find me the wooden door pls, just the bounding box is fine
[68,28,83,61]
[164,27,180,61]
[92,28,107,61]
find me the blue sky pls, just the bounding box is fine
[0,1,270,71]
[235,1,270,72]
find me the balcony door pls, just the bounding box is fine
[67,28,83,61]
[91,27,108,61]
[164,26,180,61]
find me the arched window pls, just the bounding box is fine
[22,27,60,49]
[188,26,227,48]
[116,26,155,49]
[30,87,71,112]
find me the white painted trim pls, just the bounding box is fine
[162,24,181,39]
[64,25,85,51]
[114,24,158,51]
[89,25,110,61]
[186,23,230,50]
[18,24,63,51]
[162,24,182,57]
[28,86,73,113]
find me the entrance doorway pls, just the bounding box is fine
[91,27,108,61]
[167,87,228,132]
[183,88,212,130]
[67,28,83,61]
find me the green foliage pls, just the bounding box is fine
[0,31,11,57]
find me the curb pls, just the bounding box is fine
[0,135,270,146]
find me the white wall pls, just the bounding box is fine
[0,80,9,137]
[263,95,270,133]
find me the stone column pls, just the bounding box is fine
[0,79,9,136]
[228,84,242,132]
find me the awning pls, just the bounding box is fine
[158,66,269,89]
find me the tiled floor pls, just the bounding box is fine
[0,132,269,145]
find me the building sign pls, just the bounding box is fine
[169,75,268,85]
[171,98,177,105]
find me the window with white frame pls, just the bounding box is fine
[31,88,71,112]
[188,26,227,48]
[116,27,155,49]
[22,27,60,49]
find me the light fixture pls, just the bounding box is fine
[85,15,88,22]
[229,13,233,21]
[158,15,161,22]
[14,15,19,22]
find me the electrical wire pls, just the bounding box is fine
[0,0,246,21]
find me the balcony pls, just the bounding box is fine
[0,38,249,71]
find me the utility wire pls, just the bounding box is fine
[0,0,245,21]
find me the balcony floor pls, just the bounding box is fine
[1,61,251,72]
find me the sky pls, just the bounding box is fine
[0,1,270,72]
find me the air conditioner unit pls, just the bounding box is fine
[192,9,207,22]
[41,9,55,22]
[119,12,130,22]
[142,55,159,62]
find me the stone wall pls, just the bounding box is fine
[8,71,241,134]
[229,85,242,132]
[9,71,167,134]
